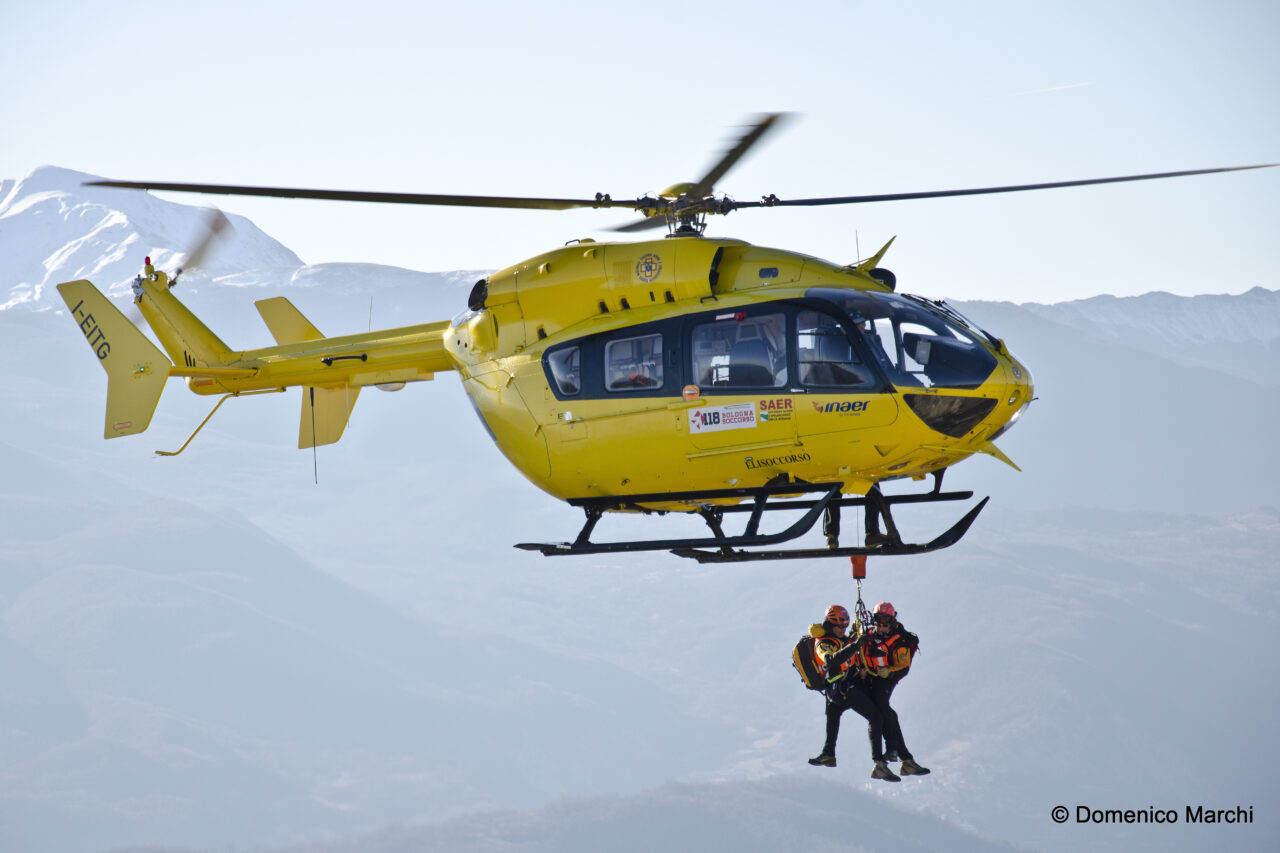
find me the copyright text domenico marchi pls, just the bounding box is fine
[1052,805,1253,825]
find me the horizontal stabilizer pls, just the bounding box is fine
[300,385,361,448]
[56,280,172,438]
[255,297,324,344]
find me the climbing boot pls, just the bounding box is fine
[899,758,931,776]
[871,760,901,782]
[808,752,837,767]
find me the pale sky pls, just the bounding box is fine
[5,0,1277,302]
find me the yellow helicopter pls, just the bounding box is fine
[57,115,1271,562]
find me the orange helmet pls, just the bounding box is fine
[825,604,851,627]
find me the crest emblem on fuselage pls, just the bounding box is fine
[635,253,662,283]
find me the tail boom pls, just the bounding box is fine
[60,266,456,449]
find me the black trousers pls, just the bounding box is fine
[823,677,885,761]
[867,677,913,761]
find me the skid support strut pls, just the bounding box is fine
[515,479,988,563]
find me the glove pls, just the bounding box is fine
[828,643,858,670]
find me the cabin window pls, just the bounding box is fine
[692,312,788,389]
[546,345,581,395]
[796,311,876,388]
[605,333,664,391]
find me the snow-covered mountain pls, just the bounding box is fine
[1,168,1277,853]
[1019,288,1280,385]
[0,166,303,310]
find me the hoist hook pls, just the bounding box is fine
[851,555,872,634]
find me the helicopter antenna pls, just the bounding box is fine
[309,387,319,485]
[856,230,861,262]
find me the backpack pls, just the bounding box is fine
[885,629,921,678]
[792,635,829,691]
[899,629,920,661]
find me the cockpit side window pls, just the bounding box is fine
[806,288,997,390]
[796,311,876,389]
[866,314,992,389]
[692,312,788,389]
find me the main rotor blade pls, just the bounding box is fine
[734,164,1276,209]
[612,216,669,233]
[686,112,790,199]
[85,179,630,212]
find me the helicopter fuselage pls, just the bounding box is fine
[65,233,1030,519]
[445,235,1033,510]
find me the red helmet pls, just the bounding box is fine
[825,604,850,626]
[874,601,897,619]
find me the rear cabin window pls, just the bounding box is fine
[692,312,787,389]
[605,333,664,391]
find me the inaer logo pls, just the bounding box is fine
[636,253,662,283]
[812,400,869,414]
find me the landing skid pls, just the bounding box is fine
[515,475,988,563]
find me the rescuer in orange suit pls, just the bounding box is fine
[865,601,930,777]
[806,604,901,781]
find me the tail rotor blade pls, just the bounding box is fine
[182,208,233,273]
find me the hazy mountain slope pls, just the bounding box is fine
[952,298,1279,515]
[265,776,1024,853]
[0,483,737,852]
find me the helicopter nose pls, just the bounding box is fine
[990,356,1033,441]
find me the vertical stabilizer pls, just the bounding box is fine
[57,280,172,438]
[253,297,362,447]
[300,386,361,448]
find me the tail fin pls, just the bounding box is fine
[255,296,324,344]
[300,385,361,448]
[255,296,360,448]
[57,280,172,438]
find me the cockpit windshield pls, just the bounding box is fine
[806,288,998,390]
